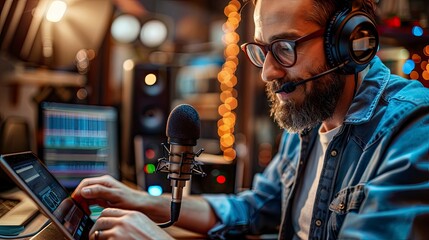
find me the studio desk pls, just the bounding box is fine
[1,183,205,240]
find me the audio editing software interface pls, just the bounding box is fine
[39,102,119,190]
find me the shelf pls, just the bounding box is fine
[0,68,85,87]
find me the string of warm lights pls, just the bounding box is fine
[217,0,242,161]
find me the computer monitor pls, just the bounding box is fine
[38,102,120,190]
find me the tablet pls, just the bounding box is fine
[0,151,94,240]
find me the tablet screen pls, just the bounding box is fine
[0,152,93,240]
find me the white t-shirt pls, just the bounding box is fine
[292,125,341,240]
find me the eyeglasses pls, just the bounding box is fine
[241,29,324,68]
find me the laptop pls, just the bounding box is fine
[0,151,94,240]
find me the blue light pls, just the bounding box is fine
[148,185,163,196]
[412,26,424,37]
[402,59,415,75]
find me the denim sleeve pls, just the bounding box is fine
[203,133,293,238]
[203,173,282,237]
[204,175,281,236]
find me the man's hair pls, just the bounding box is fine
[251,0,377,27]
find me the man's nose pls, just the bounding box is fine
[261,51,286,83]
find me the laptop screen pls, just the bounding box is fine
[38,102,120,190]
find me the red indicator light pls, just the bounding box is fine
[145,148,156,160]
[216,175,226,184]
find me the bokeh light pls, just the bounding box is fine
[148,185,163,196]
[410,71,419,80]
[217,0,242,162]
[412,26,424,37]
[402,59,415,75]
[412,54,422,63]
[424,45,429,56]
[422,71,429,81]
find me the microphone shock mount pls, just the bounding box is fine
[155,143,206,228]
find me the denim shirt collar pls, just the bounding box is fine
[344,56,390,124]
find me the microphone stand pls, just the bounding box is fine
[156,144,205,228]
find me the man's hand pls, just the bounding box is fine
[89,208,174,240]
[72,175,146,214]
[72,175,170,222]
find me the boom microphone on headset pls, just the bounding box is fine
[156,104,205,228]
[275,61,348,94]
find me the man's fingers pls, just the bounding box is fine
[89,210,130,237]
[99,208,128,218]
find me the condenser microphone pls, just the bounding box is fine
[275,61,348,94]
[156,104,205,228]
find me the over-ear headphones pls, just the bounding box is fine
[324,0,379,74]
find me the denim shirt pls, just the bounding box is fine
[204,57,429,239]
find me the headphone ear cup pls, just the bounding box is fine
[325,8,379,74]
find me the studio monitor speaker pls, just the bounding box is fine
[122,61,172,182]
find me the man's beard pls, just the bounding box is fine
[266,65,344,133]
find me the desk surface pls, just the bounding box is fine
[10,211,205,240]
[1,188,205,240]
[2,190,277,240]
[26,213,205,239]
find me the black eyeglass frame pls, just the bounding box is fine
[241,28,325,68]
